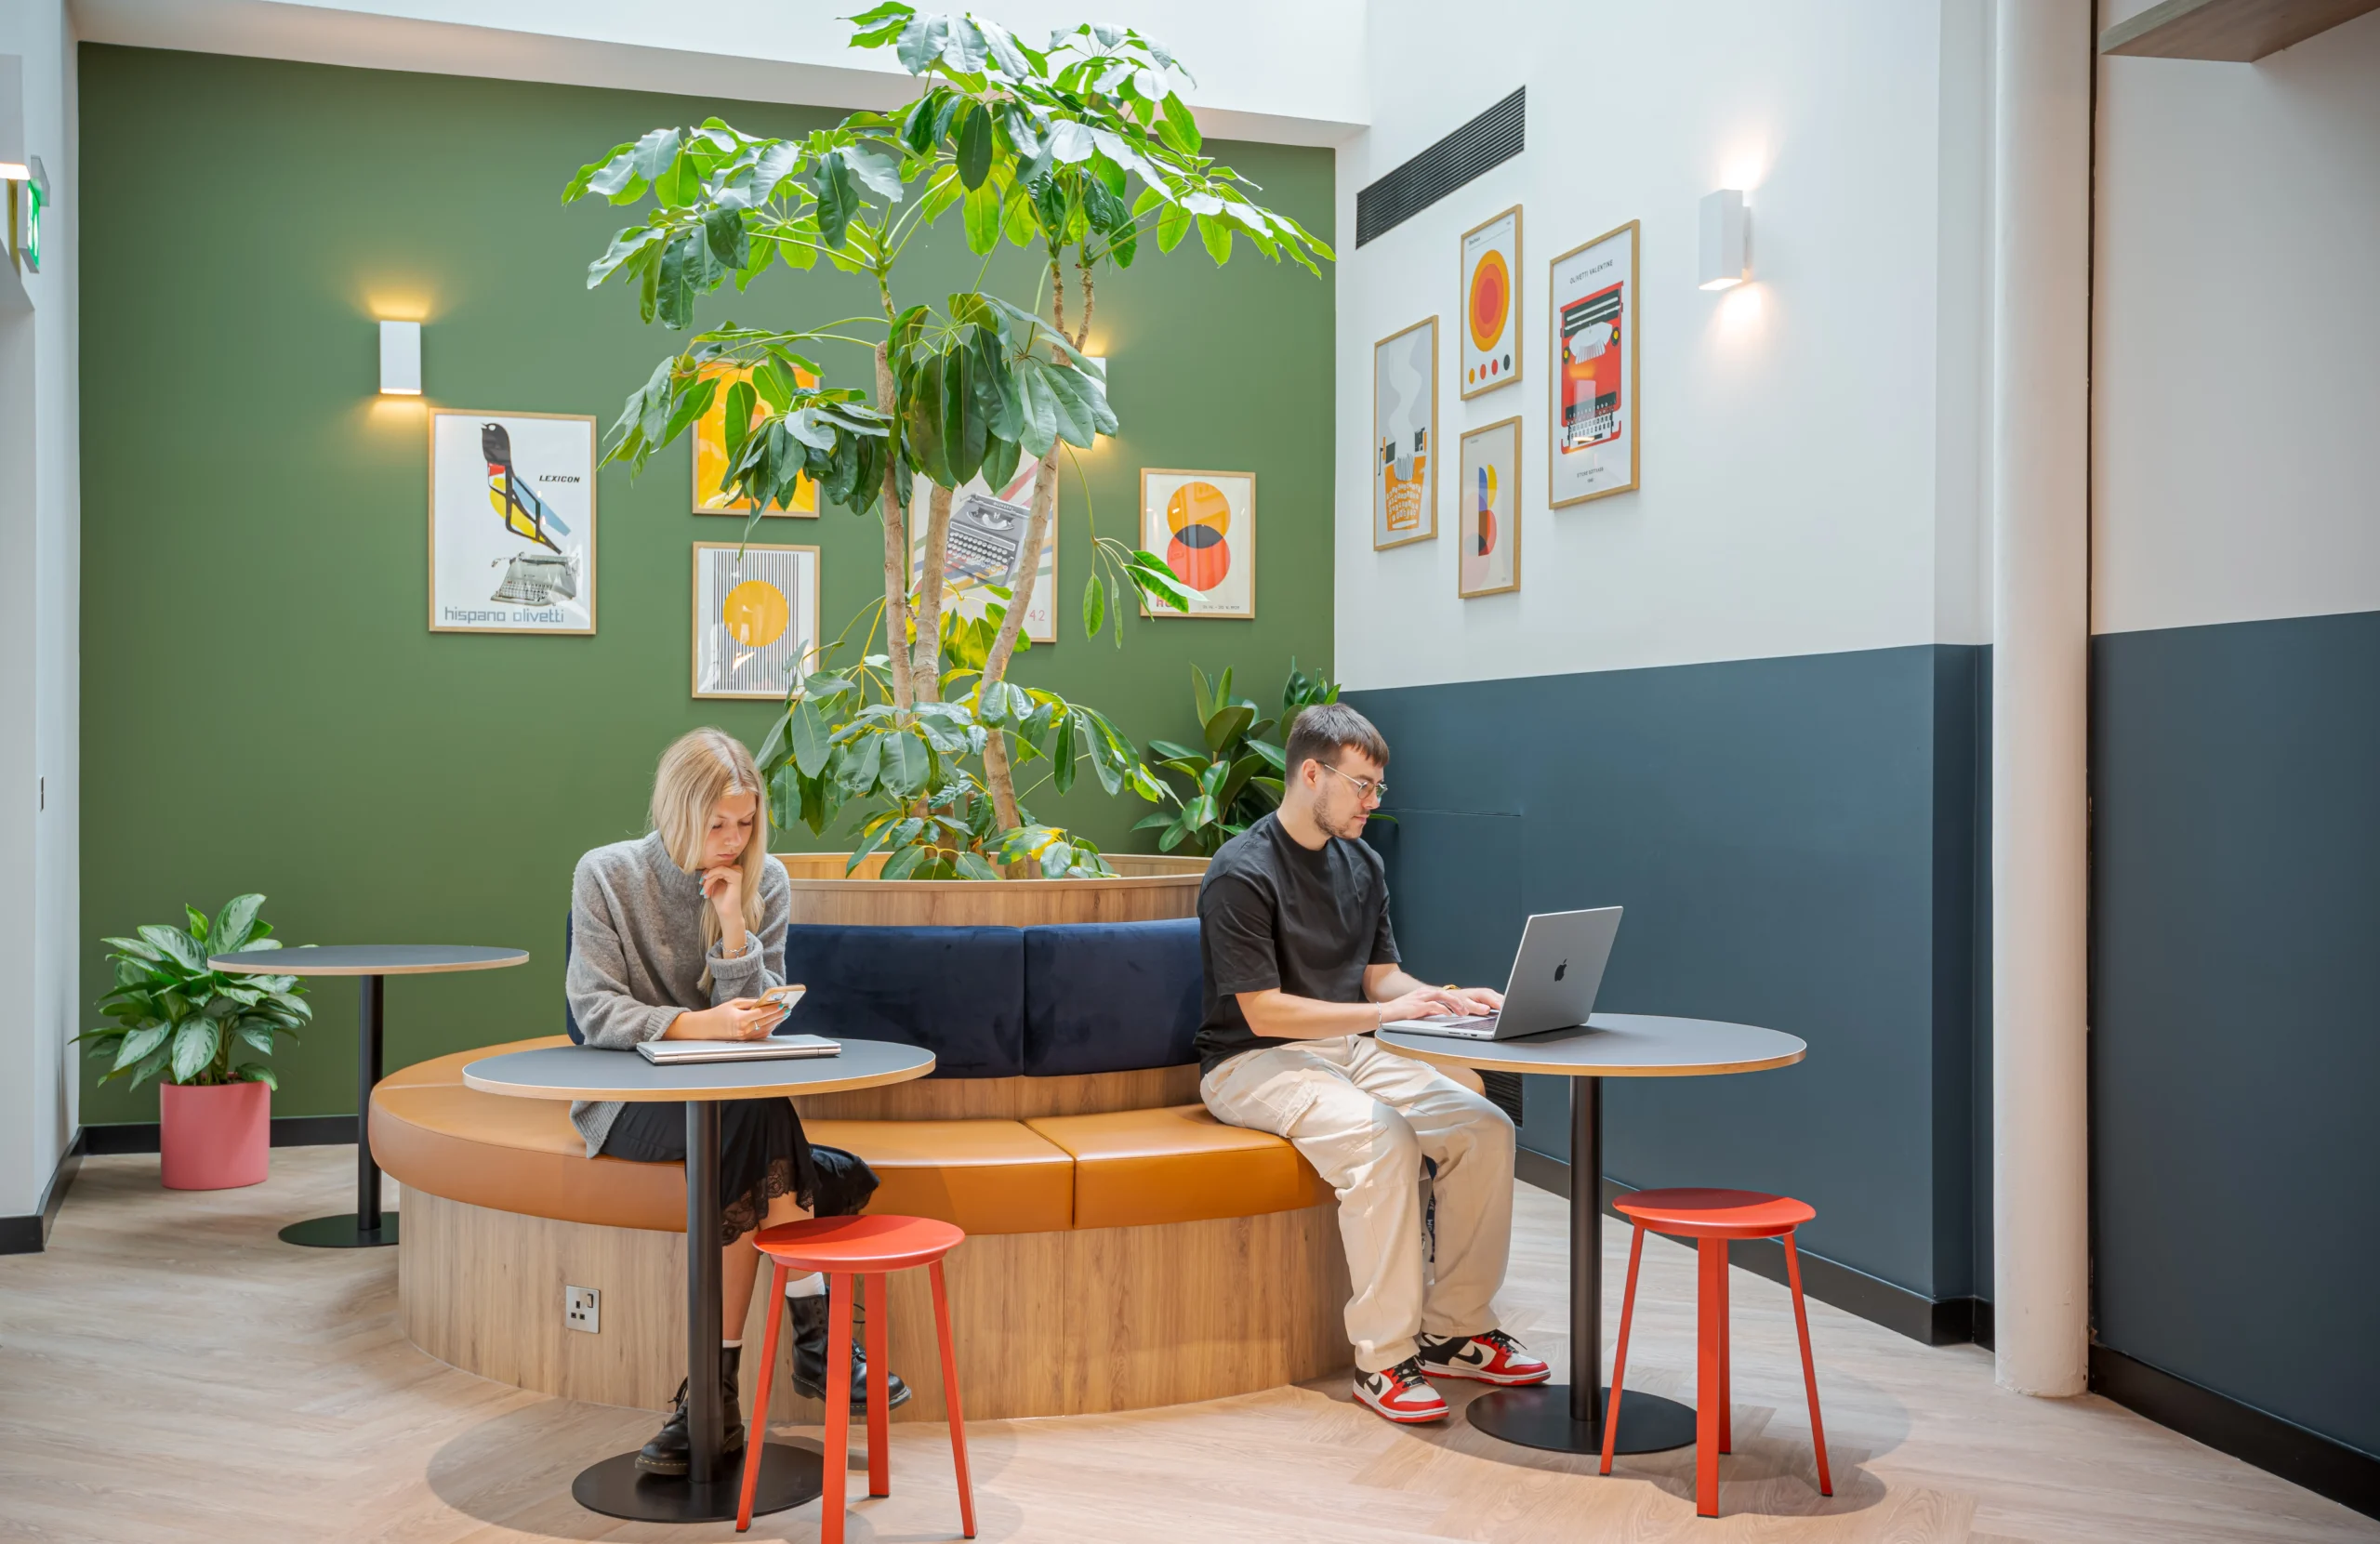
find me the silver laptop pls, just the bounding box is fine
[638,1033,842,1065]
[1381,907,1621,1040]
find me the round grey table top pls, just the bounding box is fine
[211,944,530,977]
[1380,1013,1805,1079]
[461,1039,937,1102]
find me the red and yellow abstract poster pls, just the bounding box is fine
[1461,205,1522,400]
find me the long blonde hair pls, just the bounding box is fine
[651,728,770,982]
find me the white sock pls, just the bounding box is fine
[723,1338,742,1349]
[785,1272,825,1299]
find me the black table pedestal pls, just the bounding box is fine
[570,1101,818,1524]
[282,973,398,1248]
[1469,1076,1696,1457]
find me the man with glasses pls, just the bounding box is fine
[1196,703,1548,1424]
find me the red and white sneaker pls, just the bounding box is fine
[1416,1329,1552,1386]
[1352,1357,1449,1424]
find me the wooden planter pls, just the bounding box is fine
[774,851,1208,928]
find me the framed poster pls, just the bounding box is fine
[1458,416,1522,599]
[1140,468,1255,619]
[910,463,1056,644]
[691,542,819,700]
[1372,317,1437,549]
[1549,219,1641,508]
[1460,205,1522,400]
[428,409,597,635]
[693,362,819,516]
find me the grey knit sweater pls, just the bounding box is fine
[564,832,792,1156]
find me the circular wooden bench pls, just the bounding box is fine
[371,1037,1355,1423]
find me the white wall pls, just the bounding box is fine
[73,0,1368,146]
[0,0,80,1221]
[2091,6,2380,637]
[1334,0,1991,692]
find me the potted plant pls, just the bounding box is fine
[77,895,311,1190]
[1141,661,1339,854]
[568,6,1332,893]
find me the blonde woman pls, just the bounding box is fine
[567,727,908,1477]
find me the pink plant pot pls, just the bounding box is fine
[159,1079,271,1190]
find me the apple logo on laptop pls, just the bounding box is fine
[1554,958,1569,982]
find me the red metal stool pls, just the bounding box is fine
[736,1214,974,1539]
[1600,1188,1831,1518]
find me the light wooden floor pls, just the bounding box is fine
[3,1149,2372,1544]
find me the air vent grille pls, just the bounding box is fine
[1355,87,1525,248]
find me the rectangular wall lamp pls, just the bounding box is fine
[379,320,421,395]
[1699,189,1748,290]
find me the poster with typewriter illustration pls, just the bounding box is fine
[1548,220,1640,508]
[428,410,597,634]
[909,464,1056,644]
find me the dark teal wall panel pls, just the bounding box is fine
[2092,609,2380,1460]
[1351,643,1983,1300]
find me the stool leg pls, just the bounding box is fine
[735,1260,790,1533]
[822,1271,855,1544]
[1598,1225,1647,1476]
[1784,1232,1832,1498]
[1717,1240,1732,1455]
[931,1260,975,1538]
[1696,1238,1724,1518]
[865,1272,891,1498]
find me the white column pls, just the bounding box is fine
[1990,0,2093,1397]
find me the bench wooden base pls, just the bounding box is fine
[399,1188,1353,1422]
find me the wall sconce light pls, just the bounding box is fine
[1699,189,1748,291]
[379,320,422,395]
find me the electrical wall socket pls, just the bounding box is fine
[565,1285,600,1334]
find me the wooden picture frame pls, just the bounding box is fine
[1459,205,1523,401]
[427,409,598,635]
[692,362,819,517]
[690,541,820,700]
[1139,468,1256,619]
[1371,316,1438,549]
[1457,415,1523,599]
[1548,219,1642,508]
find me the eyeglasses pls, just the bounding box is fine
[1321,762,1386,802]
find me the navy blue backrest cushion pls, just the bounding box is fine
[1021,918,1203,1076]
[780,924,1025,1077]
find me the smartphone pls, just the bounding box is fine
[760,983,806,1013]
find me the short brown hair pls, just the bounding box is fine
[1284,702,1389,778]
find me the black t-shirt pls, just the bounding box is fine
[1194,812,1401,1073]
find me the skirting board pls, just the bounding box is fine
[2091,1345,2380,1524]
[0,1132,86,1256]
[82,1115,356,1156]
[1513,1147,1987,1347]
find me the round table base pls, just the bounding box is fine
[279,1213,399,1248]
[1469,1385,1698,1456]
[571,1442,822,1524]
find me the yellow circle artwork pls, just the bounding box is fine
[721,579,789,648]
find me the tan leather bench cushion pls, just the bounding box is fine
[1025,1104,1333,1230]
[369,1039,1074,1235]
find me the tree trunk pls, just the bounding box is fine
[874,342,915,710]
[979,447,1061,833]
[910,482,954,704]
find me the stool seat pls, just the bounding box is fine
[755,1214,965,1273]
[1614,1187,1816,1237]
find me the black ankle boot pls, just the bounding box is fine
[636,1344,749,1475]
[788,1290,913,1412]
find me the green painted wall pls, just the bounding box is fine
[77,45,1334,1123]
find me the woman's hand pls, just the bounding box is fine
[702,864,748,956]
[663,998,787,1041]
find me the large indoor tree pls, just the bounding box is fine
[568,7,1331,878]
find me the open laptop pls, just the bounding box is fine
[1381,907,1621,1040]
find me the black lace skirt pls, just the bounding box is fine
[601,1097,879,1246]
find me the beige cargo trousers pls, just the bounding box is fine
[1200,1033,1517,1373]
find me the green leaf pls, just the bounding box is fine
[879,843,929,881]
[953,851,999,881]
[235,1063,279,1091]
[1191,664,1217,725]
[881,730,930,797]
[955,101,994,189]
[1197,212,1234,264]
[1082,572,1105,639]
[236,1023,279,1059]
[1158,94,1202,155]
[1203,702,1255,754]
[170,1021,220,1085]
[210,893,265,955]
[789,697,834,777]
[1051,711,1078,793]
[112,1023,171,1072]
[1156,201,1192,253]
[139,925,206,974]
